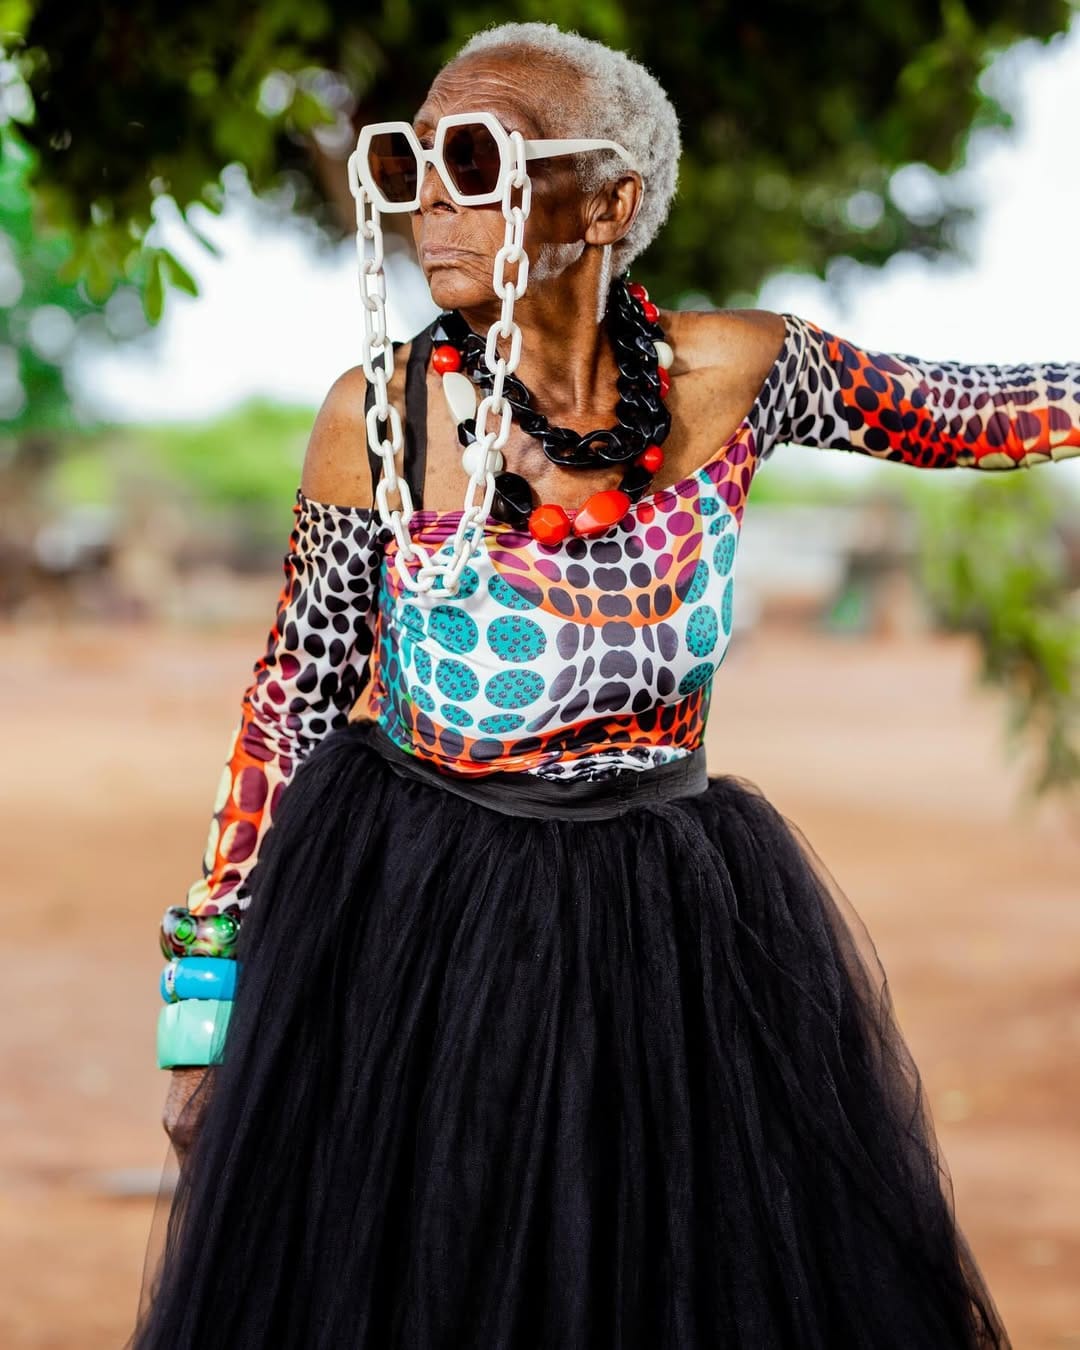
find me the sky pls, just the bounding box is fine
[73,21,1080,484]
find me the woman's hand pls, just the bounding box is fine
[162,1066,214,1163]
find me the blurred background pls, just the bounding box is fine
[2,3,1079,1346]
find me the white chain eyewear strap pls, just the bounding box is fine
[349,132,532,598]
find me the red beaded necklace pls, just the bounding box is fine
[432,279,674,543]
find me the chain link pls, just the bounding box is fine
[349,133,531,598]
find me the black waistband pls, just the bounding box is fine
[349,718,709,821]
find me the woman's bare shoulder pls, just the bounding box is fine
[300,364,372,510]
[663,307,789,409]
[300,339,419,511]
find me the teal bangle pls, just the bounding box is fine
[156,998,232,1069]
[161,956,239,1003]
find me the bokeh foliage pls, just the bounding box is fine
[0,123,101,436]
[9,0,1078,313]
[914,473,1080,803]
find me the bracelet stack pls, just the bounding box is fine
[156,905,242,1069]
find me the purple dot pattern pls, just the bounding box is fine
[370,462,751,779]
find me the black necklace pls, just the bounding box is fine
[430,275,672,528]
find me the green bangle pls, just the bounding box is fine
[156,997,232,1069]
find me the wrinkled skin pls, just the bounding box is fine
[299,47,787,516]
[411,51,637,318]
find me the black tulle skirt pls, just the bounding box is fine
[128,719,1009,1349]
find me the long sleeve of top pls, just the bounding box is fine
[764,314,1080,469]
[184,489,387,917]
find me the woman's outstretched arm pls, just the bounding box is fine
[768,314,1080,469]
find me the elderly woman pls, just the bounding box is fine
[131,21,1078,1350]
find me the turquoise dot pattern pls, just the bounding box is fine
[485,668,546,709]
[713,532,736,575]
[435,658,480,702]
[677,663,715,696]
[486,614,547,664]
[488,574,538,611]
[428,606,479,654]
[400,603,427,637]
[686,604,719,657]
[453,566,481,598]
[370,486,748,778]
[441,703,474,727]
[478,712,526,734]
[721,577,734,635]
[683,560,710,604]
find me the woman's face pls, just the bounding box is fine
[409,52,593,312]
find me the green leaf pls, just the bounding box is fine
[142,250,165,323]
[0,0,31,40]
[159,247,200,297]
[181,209,224,258]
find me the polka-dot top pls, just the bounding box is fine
[186,314,1080,915]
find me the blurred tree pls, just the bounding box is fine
[0,124,93,441]
[7,0,1077,311]
[912,475,1079,805]
[0,58,149,610]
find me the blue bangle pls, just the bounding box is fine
[161,956,239,1003]
[156,998,232,1068]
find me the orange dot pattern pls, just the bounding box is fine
[773,316,1080,469]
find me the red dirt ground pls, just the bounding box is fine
[2,618,1077,1349]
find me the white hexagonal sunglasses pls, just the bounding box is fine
[348,109,637,212]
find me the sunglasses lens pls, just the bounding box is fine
[367,132,419,204]
[442,123,502,198]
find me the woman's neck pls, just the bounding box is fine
[456,255,618,422]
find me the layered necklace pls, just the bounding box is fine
[429,276,675,544]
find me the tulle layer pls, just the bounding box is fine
[129,721,1008,1349]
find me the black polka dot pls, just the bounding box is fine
[594,682,631,714]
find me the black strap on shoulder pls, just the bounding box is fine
[363,343,396,504]
[363,329,433,510]
[403,326,433,510]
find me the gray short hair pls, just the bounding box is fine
[450,22,681,272]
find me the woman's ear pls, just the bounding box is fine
[583,172,644,251]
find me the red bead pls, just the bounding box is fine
[571,489,631,537]
[657,368,671,398]
[627,281,649,303]
[638,444,665,473]
[432,344,462,374]
[641,300,660,325]
[528,503,571,545]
